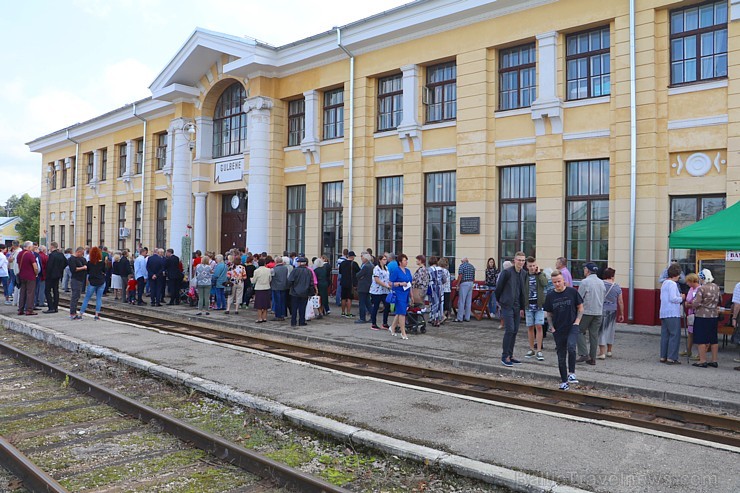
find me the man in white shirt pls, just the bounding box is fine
[134,247,149,305]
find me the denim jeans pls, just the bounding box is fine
[660,317,681,361]
[370,293,390,326]
[487,290,498,317]
[7,270,16,297]
[358,291,372,321]
[273,289,287,318]
[214,287,225,309]
[554,325,579,382]
[62,266,71,291]
[501,306,521,360]
[0,276,8,298]
[80,283,105,315]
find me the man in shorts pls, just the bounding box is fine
[524,257,548,361]
[543,269,584,390]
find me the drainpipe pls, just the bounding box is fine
[133,103,147,250]
[336,27,355,252]
[628,0,637,322]
[66,129,79,247]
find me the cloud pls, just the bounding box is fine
[98,58,156,106]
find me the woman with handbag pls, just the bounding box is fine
[225,256,246,315]
[597,267,624,359]
[369,254,391,330]
[690,269,720,368]
[252,258,272,323]
[313,258,329,318]
[212,254,227,310]
[411,255,429,306]
[78,246,106,320]
[680,273,700,360]
[388,253,412,340]
[194,255,212,315]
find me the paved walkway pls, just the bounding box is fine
[2,301,738,493]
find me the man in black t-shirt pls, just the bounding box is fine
[67,247,88,319]
[543,269,584,390]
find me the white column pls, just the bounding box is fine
[194,116,213,161]
[169,118,194,258]
[531,31,563,135]
[193,192,208,253]
[398,64,422,152]
[244,96,273,254]
[300,90,320,165]
[90,149,100,188]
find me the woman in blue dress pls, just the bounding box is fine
[388,253,412,340]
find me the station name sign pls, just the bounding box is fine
[214,158,244,184]
[726,251,740,262]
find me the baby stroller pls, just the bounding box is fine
[184,286,198,307]
[405,303,427,334]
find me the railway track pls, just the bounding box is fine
[64,302,740,450]
[0,341,350,493]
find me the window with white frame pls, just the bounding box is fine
[377,74,403,131]
[670,0,727,85]
[425,62,456,123]
[323,89,344,140]
[288,98,305,147]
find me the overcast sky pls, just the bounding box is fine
[0,0,411,208]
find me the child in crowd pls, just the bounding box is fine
[127,277,138,304]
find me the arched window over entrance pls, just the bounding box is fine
[213,82,247,158]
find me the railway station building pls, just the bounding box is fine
[28,0,740,324]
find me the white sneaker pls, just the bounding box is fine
[568,374,579,384]
[536,351,544,361]
[525,350,535,358]
[559,382,569,390]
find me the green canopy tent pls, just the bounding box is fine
[669,200,740,250]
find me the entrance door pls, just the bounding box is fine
[221,191,247,254]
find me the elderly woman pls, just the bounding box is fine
[411,255,429,305]
[225,256,246,315]
[438,257,452,322]
[681,273,700,360]
[195,255,212,315]
[388,254,412,340]
[597,267,624,359]
[369,254,391,330]
[252,258,272,323]
[659,263,684,365]
[314,258,329,318]
[691,269,720,368]
[110,253,124,301]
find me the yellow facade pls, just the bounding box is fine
[29,0,740,324]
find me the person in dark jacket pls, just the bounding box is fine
[68,247,87,318]
[44,242,67,313]
[338,251,359,318]
[288,257,314,327]
[164,249,183,305]
[495,251,527,367]
[78,246,107,320]
[271,257,290,320]
[146,249,166,306]
[355,253,374,323]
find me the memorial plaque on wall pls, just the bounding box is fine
[459,217,480,235]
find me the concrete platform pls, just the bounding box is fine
[2,300,738,493]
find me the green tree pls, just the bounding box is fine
[5,194,40,243]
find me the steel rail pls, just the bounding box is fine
[0,341,350,493]
[79,303,740,448]
[0,436,69,493]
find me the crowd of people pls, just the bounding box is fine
[1,239,738,386]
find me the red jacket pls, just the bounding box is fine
[38,252,48,281]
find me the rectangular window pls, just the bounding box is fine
[60,225,65,250]
[566,159,610,278]
[118,143,127,177]
[61,161,67,188]
[425,62,457,123]
[377,74,403,131]
[156,199,167,249]
[670,195,726,287]
[134,201,142,250]
[323,89,344,140]
[50,164,57,190]
[86,153,93,184]
[425,171,456,271]
[670,1,728,85]
[117,202,127,251]
[85,206,93,247]
[499,43,536,110]
[99,205,105,246]
[566,26,611,100]
[322,182,343,262]
[100,148,108,181]
[156,133,167,170]
[499,165,536,265]
[286,185,306,254]
[135,138,143,174]
[377,176,404,256]
[50,225,55,244]
[288,98,305,147]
